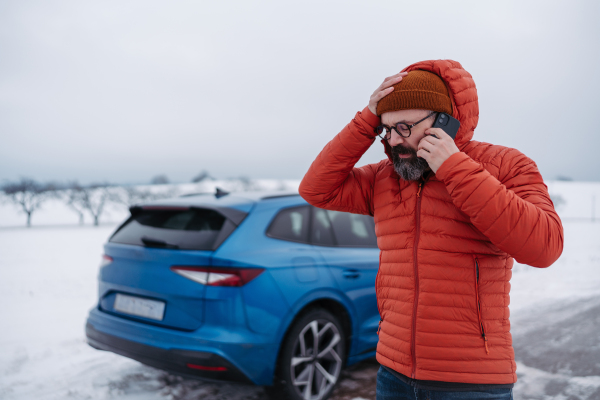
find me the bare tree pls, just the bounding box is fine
[1,178,57,227]
[68,183,111,226]
[550,193,566,211]
[112,186,159,207]
[62,181,87,225]
[276,180,288,191]
[191,170,212,183]
[237,176,260,191]
[556,175,573,181]
[150,175,170,185]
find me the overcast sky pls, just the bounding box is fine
[1,0,599,185]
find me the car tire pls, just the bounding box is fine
[267,308,346,400]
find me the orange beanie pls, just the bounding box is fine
[376,70,452,116]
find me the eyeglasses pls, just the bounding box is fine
[374,112,437,140]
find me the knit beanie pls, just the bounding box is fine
[376,70,452,116]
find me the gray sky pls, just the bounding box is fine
[1,0,599,184]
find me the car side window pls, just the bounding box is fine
[311,208,336,246]
[326,210,378,248]
[266,206,310,244]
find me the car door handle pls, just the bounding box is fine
[343,269,360,279]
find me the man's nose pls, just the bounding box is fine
[388,132,405,147]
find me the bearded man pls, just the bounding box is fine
[299,59,563,399]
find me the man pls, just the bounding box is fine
[299,59,563,399]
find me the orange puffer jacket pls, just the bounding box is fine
[299,59,564,384]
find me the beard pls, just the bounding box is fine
[390,144,430,181]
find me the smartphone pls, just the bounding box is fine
[431,113,460,140]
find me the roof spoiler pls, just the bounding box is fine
[129,204,247,226]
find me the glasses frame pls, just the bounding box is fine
[375,112,437,140]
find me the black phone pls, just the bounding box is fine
[431,113,460,140]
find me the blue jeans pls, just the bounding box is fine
[376,367,513,400]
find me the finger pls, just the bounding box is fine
[382,71,408,83]
[371,86,394,101]
[378,72,408,91]
[380,73,407,90]
[418,140,434,153]
[420,135,439,145]
[425,128,449,140]
[372,81,395,96]
[417,149,431,161]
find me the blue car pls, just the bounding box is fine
[86,190,380,400]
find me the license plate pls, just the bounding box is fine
[114,294,165,321]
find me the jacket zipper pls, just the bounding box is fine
[377,252,382,335]
[411,181,424,378]
[474,257,490,355]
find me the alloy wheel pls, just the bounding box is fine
[290,319,343,400]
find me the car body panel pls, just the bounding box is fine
[86,192,379,386]
[86,308,278,384]
[100,243,214,330]
[316,246,380,356]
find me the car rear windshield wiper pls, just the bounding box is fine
[141,236,179,249]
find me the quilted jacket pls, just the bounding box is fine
[299,59,564,384]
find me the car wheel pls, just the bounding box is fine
[269,308,345,400]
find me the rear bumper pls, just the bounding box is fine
[85,308,278,385]
[86,322,252,384]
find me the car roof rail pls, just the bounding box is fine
[260,193,302,200]
[179,192,211,197]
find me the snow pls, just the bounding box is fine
[0,224,268,400]
[510,221,600,313]
[1,180,599,399]
[509,222,600,400]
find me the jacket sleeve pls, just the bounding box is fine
[436,149,564,268]
[299,107,381,216]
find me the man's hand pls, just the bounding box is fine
[368,72,408,115]
[417,128,460,173]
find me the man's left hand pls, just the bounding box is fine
[416,128,460,174]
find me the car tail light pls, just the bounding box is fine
[186,363,227,372]
[171,266,264,287]
[100,254,113,268]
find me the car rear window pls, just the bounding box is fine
[266,206,310,243]
[110,208,227,250]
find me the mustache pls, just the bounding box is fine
[391,144,416,156]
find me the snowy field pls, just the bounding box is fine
[1,181,599,400]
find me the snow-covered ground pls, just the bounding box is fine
[1,181,599,400]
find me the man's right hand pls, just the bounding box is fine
[368,72,408,116]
